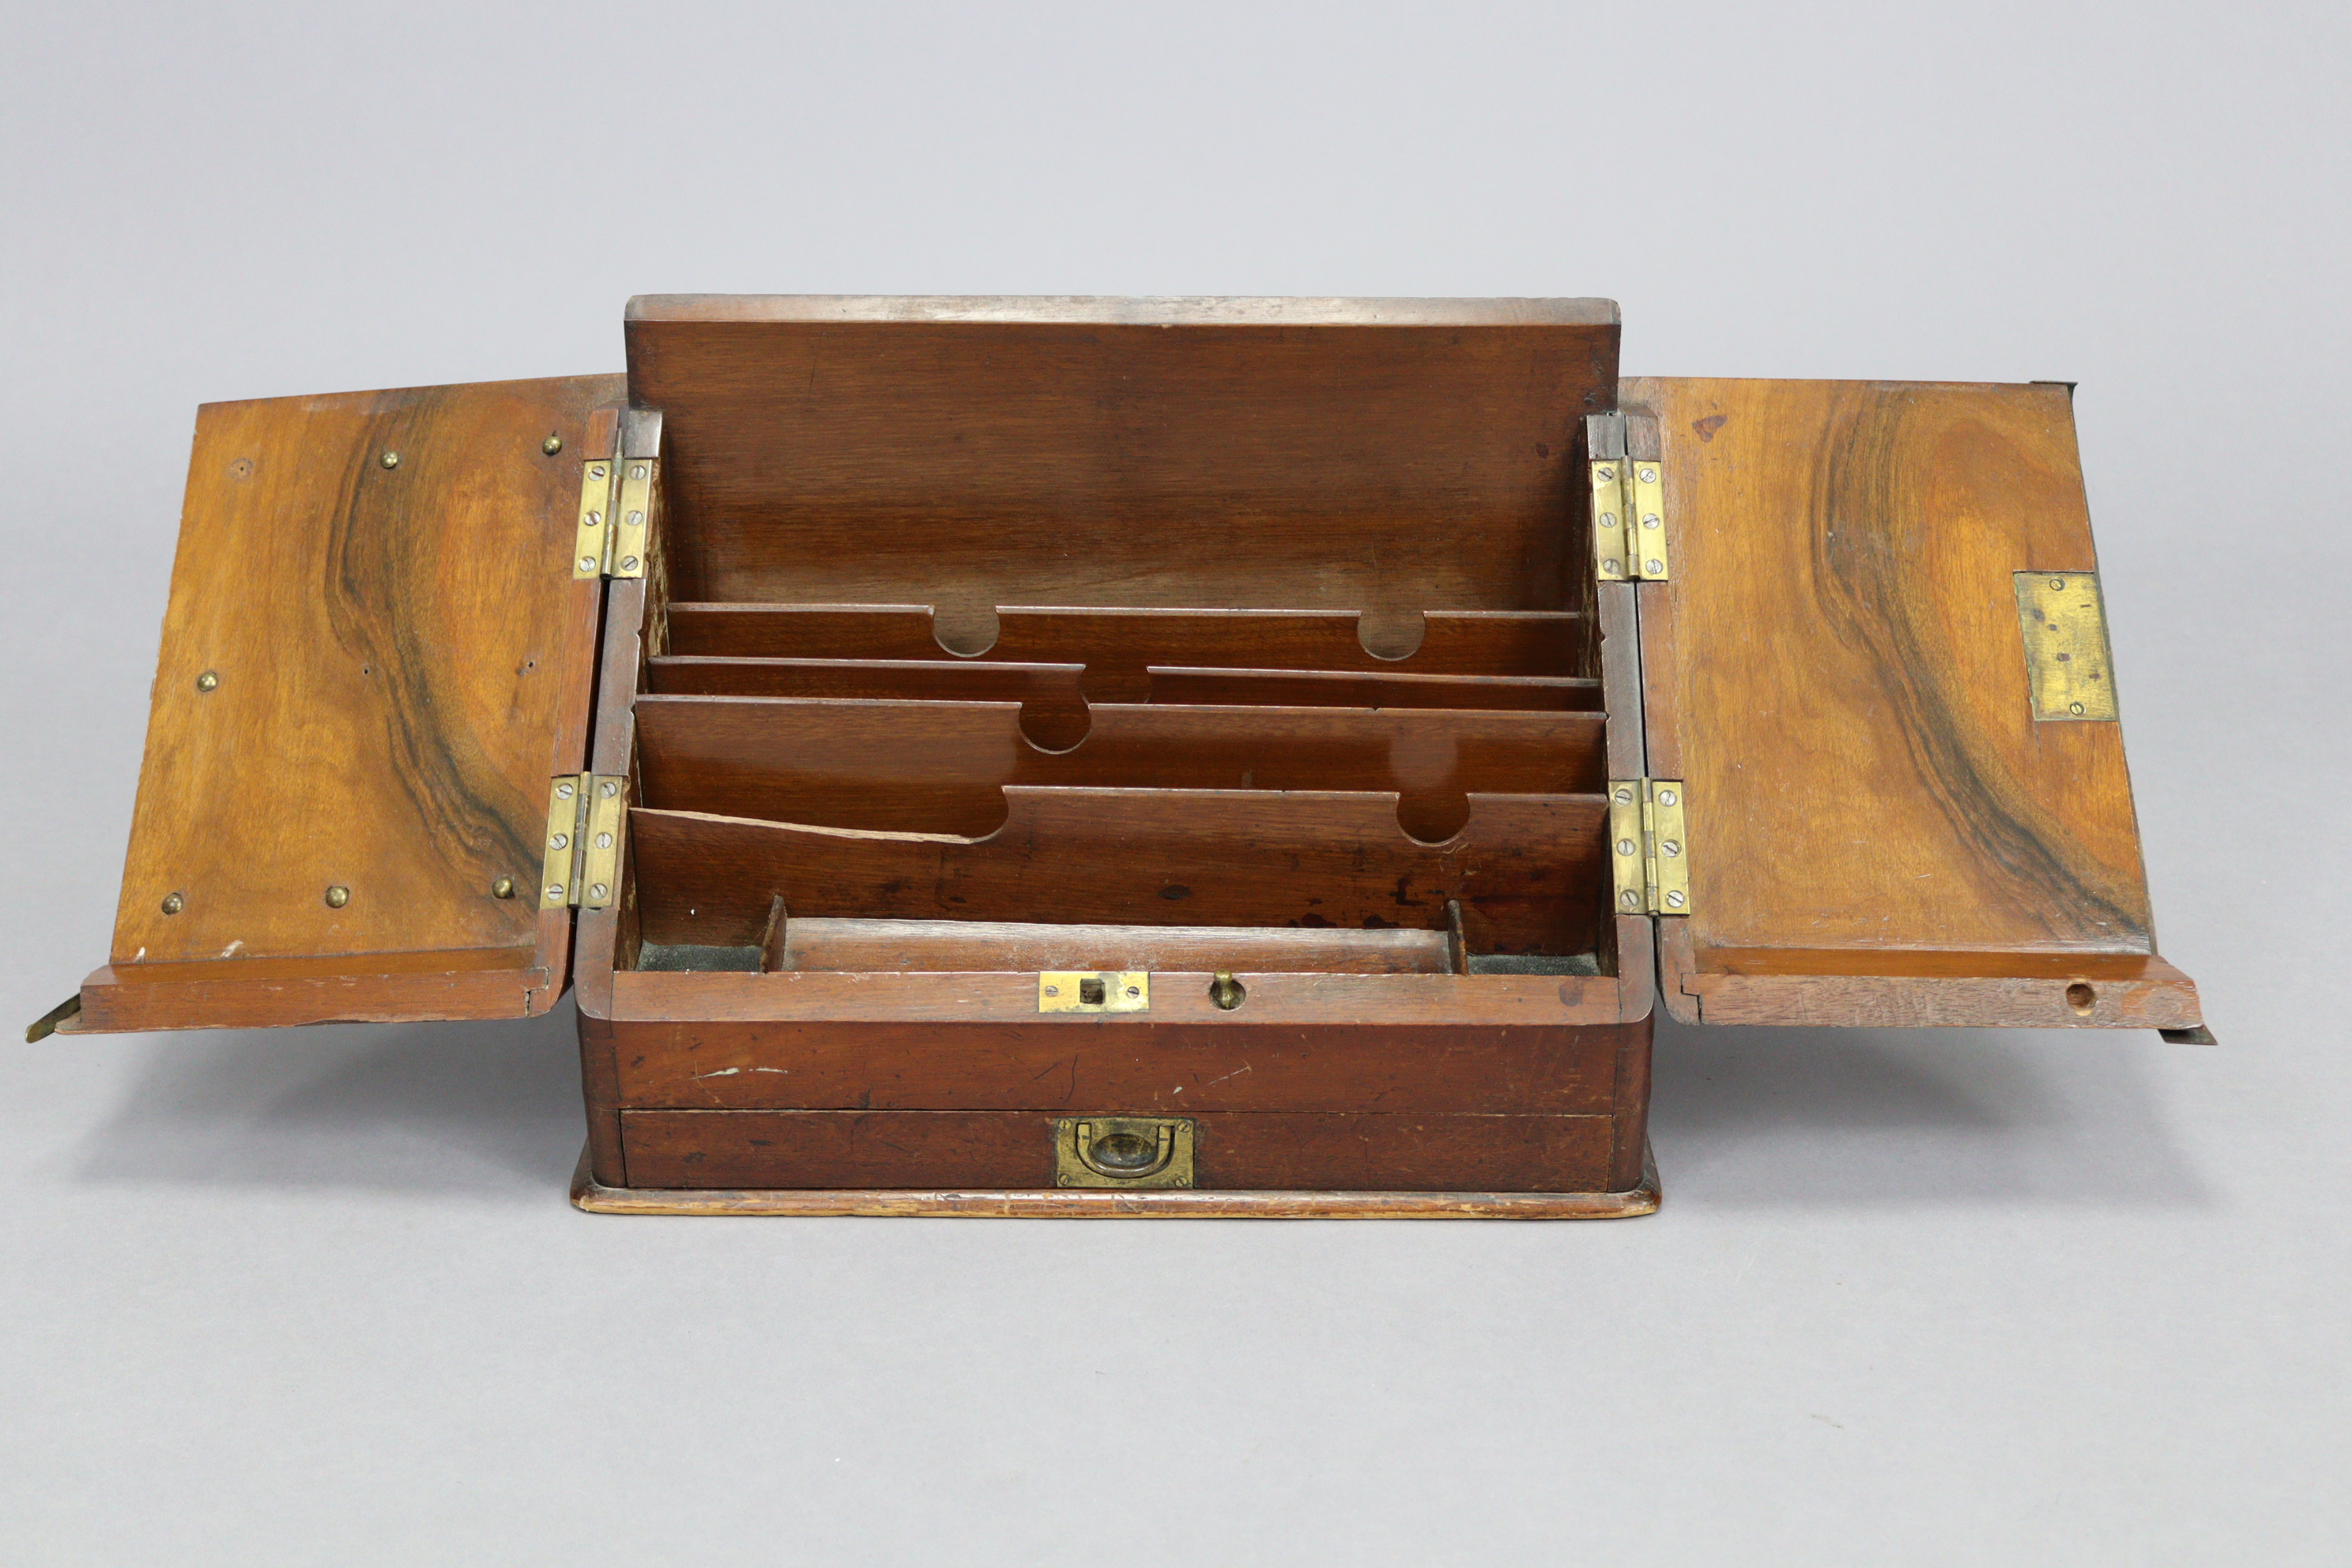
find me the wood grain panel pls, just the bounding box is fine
[1146,668,1598,711]
[662,606,1584,700]
[619,1109,1617,1193]
[100,375,620,1024]
[628,789,1609,954]
[609,997,1633,1112]
[1626,377,2158,961]
[775,918,1454,974]
[625,297,1615,608]
[634,695,1607,836]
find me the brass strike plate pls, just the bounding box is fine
[1054,1116,1194,1188]
[2014,571,2118,721]
[1038,971,1148,1012]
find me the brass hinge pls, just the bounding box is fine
[540,774,627,909]
[1589,455,1670,581]
[1609,779,1691,915]
[571,457,656,581]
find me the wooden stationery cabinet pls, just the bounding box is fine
[34,296,2207,1216]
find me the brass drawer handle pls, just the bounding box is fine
[1054,1116,1195,1188]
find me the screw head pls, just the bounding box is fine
[1044,985,1060,996]
[599,781,619,798]
[1642,514,1661,528]
[630,464,647,480]
[1596,466,1615,481]
[1620,890,1641,909]
[1602,558,1623,575]
[379,451,399,469]
[583,511,601,526]
[1664,890,1686,909]
[541,434,564,456]
[619,556,639,572]
[492,877,516,899]
[594,832,612,850]
[194,669,219,692]
[160,891,184,916]
[2070,701,2086,715]
[556,782,575,799]
[1125,986,1140,997]
[1613,786,1634,804]
[1599,512,1617,528]
[1662,839,1682,856]
[1617,838,1638,856]
[323,885,350,908]
[545,884,566,903]
[2050,578,2067,590]
[1645,558,1665,575]
[549,833,568,850]
[588,884,609,902]
[590,465,606,480]
[1657,789,1678,807]
[1638,468,1657,484]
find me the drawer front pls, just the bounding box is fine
[619,1109,1618,1194]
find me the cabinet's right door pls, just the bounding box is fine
[1622,376,2202,1032]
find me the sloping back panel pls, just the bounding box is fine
[624,296,1619,612]
[78,374,624,1031]
[1624,376,2199,1030]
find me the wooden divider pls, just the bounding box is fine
[633,695,1608,839]
[629,789,1609,956]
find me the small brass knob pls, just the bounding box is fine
[1209,971,1246,1010]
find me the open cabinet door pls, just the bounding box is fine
[53,374,625,1034]
[1620,375,2203,1033]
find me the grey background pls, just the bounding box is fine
[2,2,2343,1562]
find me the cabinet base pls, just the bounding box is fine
[568,1141,1660,1218]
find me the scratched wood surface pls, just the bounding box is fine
[1626,377,2159,963]
[634,695,1608,837]
[629,789,1609,956]
[102,375,620,1023]
[626,296,1616,610]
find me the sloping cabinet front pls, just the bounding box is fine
[1620,376,2203,1033]
[65,375,623,1032]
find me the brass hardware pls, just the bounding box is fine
[160,891,184,916]
[1590,458,1668,581]
[540,774,625,908]
[324,884,350,908]
[1629,460,1669,579]
[611,458,654,579]
[581,775,624,907]
[24,995,81,1043]
[572,461,616,581]
[541,434,564,456]
[1609,779,1692,915]
[194,670,218,692]
[1590,459,1630,580]
[2014,571,2117,721]
[1039,971,1148,1012]
[379,451,399,469]
[1054,1116,1194,1188]
[492,876,517,899]
[1209,971,1246,1009]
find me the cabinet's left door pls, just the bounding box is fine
[57,374,627,1033]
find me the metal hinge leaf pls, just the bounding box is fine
[1590,457,1669,582]
[541,774,627,909]
[569,455,656,581]
[1609,778,1690,915]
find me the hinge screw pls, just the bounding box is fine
[2070,701,2086,714]
[1620,890,1641,910]
[1617,838,1638,855]
[194,670,219,692]
[160,891,185,915]
[380,451,399,469]
[1645,559,1665,575]
[1638,468,1657,484]
[599,781,619,798]
[619,556,640,572]
[492,877,516,899]
[1596,466,1615,481]
[1657,789,1678,807]
[541,435,563,456]
[556,782,575,799]
[1664,890,1686,910]
[549,833,568,850]
[1662,839,1682,855]
[578,556,598,573]
[589,884,609,902]
[545,884,565,903]
[324,885,350,908]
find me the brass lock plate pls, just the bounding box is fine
[1038,971,1148,1012]
[1054,1116,1195,1188]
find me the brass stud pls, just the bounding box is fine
[492,876,516,899]
[380,451,399,469]
[541,434,564,456]
[194,670,219,692]
[324,885,350,908]
[160,891,185,915]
